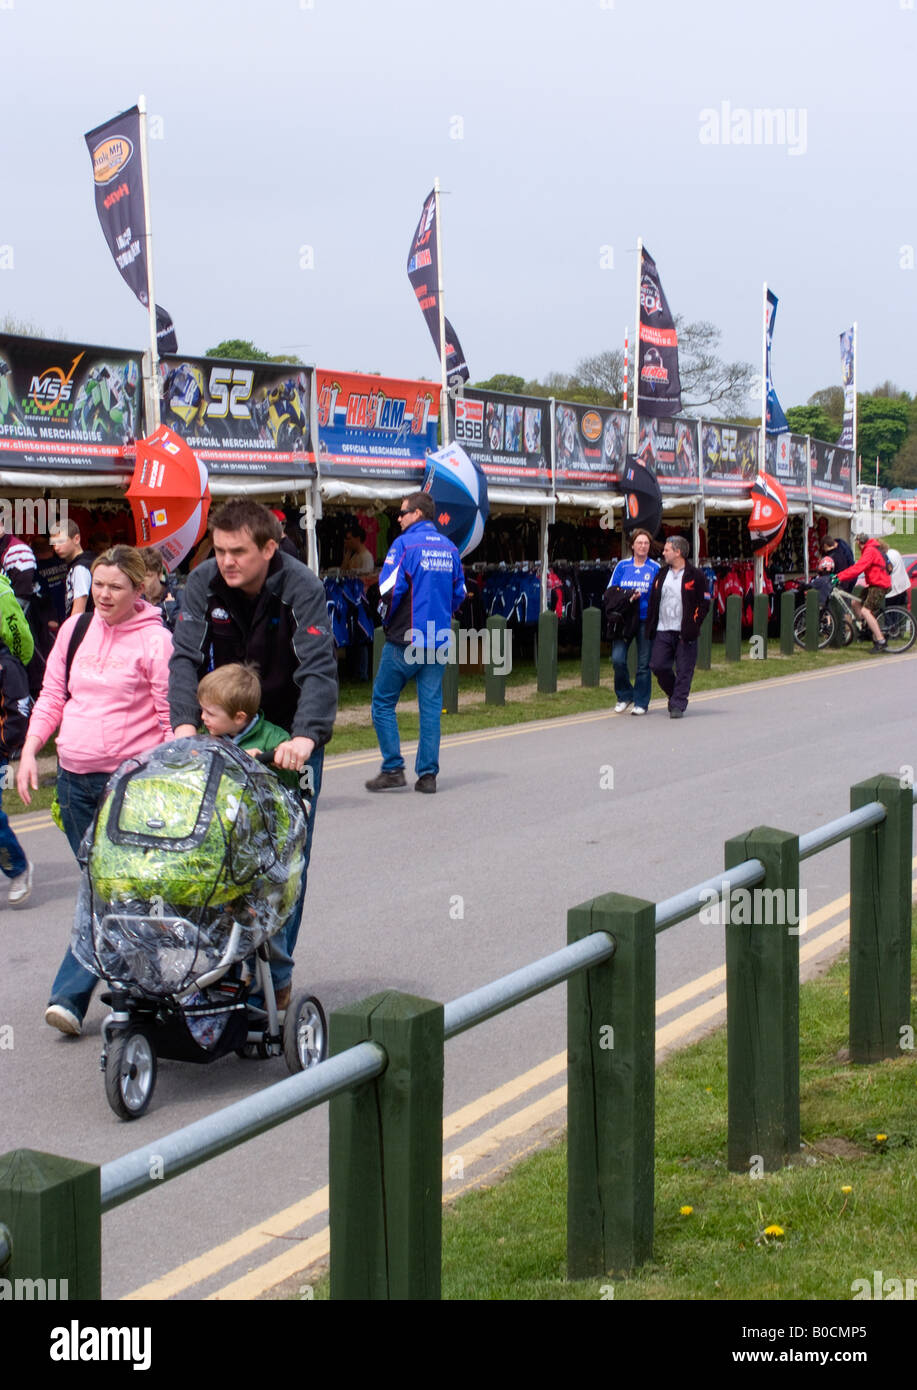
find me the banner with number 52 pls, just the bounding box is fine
[157,355,315,475]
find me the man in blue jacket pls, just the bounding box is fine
[366,491,466,794]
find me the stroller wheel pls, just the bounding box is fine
[283,993,327,1073]
[105,1027,157,1120]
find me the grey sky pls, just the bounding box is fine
[1,0,914,412]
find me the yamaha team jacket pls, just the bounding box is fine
[378,519,466,645]
[169,551,338,746]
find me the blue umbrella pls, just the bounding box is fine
[422,442,489,557]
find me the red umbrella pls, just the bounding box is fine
[127,425,210,570]
[747,472,788,559]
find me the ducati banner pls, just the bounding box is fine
[407,190,470,387]
[838,326,855,448]
[0,332,141,471]
[316,370,440,480]
[766,432,808,496]
[159,356,315,476]
[554,402,629,489]
[764,289,789,435]
[700,421,759,495]
[810,439,854,502]
[85,107,177,352]
[449,388,551,488]
[636,415,699,493]
[637,247,682,417]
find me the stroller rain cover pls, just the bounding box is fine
[72,736,307,997]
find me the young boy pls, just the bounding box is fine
[197,663,300,792]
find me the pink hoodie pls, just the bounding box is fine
[28,600,174,774]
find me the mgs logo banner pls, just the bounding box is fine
[638,247,682,418]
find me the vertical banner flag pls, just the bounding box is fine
[406,190,469,387]
[764,289,788,435]
[85,107,177,353]
[838,326,855,448]
[638,247,681,417]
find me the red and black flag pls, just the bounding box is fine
[620,454,663,537]
[637,246,681,418]
[747,472,788,558]
[407,190,469,387]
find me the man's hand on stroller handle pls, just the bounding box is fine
[272,736,315,771]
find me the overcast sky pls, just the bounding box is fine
[1,0,914,412]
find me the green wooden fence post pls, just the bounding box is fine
[581,607,601,688]
[567,893,655,1277]
[804,589,819,652]
[537,610,558,693]
[442,618,460,714]
[485,615,507,705]
[697,605,713,670]
[780,590,795,655]
[752,594,769,660]
[724,828,801,1173]
[372,626,385,681]
[0,1149,101,1300]
[725,593,742,662]
[849,776,913,1064]
[329,991,444,1300]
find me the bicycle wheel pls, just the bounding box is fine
[877,606,916,653]
[793,603,835,650]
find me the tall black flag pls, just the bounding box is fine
[407,190,469,387]
[85,107,177,353]
[637,246,681,417]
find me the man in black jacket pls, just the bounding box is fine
[647,536,710,719]
[169,498,337,1006]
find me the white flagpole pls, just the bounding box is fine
[138,94,161,430]
[761,282,768,467]
[852,320,858,475]
[631,239,642,454]
[434,177,450,446]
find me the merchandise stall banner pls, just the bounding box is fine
[158,356,315,477]
[810,439,855,504]
[407,190,470,386]
[553,402,629,489]
[0,332,141,472]
[701,421,760,495]
[764,289,789,435]
[637,246,682,418]
[765,432,808,495]
[636,415,700,493]
[449,388,551,488]
[316,370,440,481]
[85,107,177,353]
[838,326,855,448]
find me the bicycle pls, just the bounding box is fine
[793,581,916,653]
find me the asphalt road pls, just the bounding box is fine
[1,651,913,1298]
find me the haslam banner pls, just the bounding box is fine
[554,402,629,489]
[159,356,315,476]
[701,421,760,495]
[838,326,855,449]
[407,190,470,386]
[636,415,699,493]
[85,107,177,353]
[0,332,141,471]
[316,370,440,480]
[637,247,682,417]
[449,389,551,488]
[810,439,854,502]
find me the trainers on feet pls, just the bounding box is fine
[365,769,407,791]
[274,984,292,1012]
[44,1004,81,1036]
[669,709,684,719]
[414,774,437,793]
[8,860,33,906]
[631,707,647,716]
[614,700,633,713]
[872,641,888,653]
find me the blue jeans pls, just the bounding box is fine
[612,622,652,709]
[0,761,27,880]
[371,641,445,778]
[265,746,323,991]
[49,768,112,1022]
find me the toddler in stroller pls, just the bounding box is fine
[72,731,327,1119]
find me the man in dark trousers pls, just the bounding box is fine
[647,536,710,719]
[168,498,338,1008]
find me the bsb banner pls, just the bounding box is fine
[407,190,470,387]
[810,440,854,503]
[700,421,760,495]
[85,107,177,353]
[764,289,789,435]
[316,370,440,480]
[159,356,315,476]
[838,326,856,448]
[553,402,629,489]
[636,415,699,493]
[637,246,682,418]
[449,388,551,488]
[766,432,808,496]
[0,333,141,472]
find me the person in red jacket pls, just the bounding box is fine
[836,534,891,653]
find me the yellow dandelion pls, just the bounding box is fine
[875,1133,888,1143]
[680,1205,693,1216]
[704,1086,713,1094]
[841,1185,852,1194]
[764,1224,784,1237]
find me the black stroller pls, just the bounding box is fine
[72,737,327,1120]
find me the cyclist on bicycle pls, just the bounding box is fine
[835,534,891,653]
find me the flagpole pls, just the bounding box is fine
[758,282,768,598]
[138,94,161,430]
[852,320,858,484]
[622,325,629,412]
[631,239,642,455]
[434,177,450,446]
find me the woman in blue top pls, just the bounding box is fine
[607,529,660,715]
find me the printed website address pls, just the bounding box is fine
[732,1349,867,1364]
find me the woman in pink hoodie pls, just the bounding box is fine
[17,545,174,1035]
